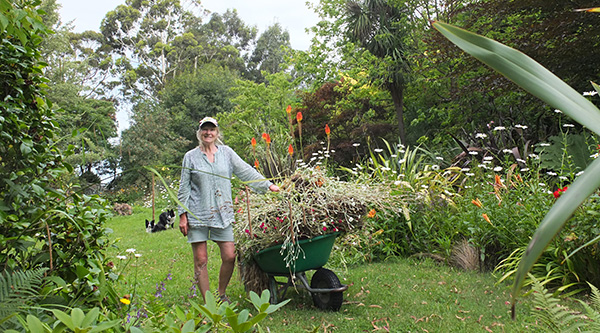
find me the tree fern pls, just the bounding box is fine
[0,268,47,321]
[530,274,585,332]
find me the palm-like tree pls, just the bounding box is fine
[345,0,411,144]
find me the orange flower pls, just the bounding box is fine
[286,105,292,114]
[482,213,492,225]
[471,198,483,208]
[254,159,259,169]
[251,137,256,148]
[296,111,302,122]
[262,133,271,145]
[315,177,324,187]
[325,124,330,136]
[494,174,505,189]
[288,144,294,155]
[367,209,376,218]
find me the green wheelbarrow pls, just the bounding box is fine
[253,232,348,311]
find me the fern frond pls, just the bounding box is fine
[530,274,585,332]
[573,282,600,332]
[0,268,47,319]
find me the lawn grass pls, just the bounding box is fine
[106,207,544,332]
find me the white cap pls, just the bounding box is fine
[199,116,218,128]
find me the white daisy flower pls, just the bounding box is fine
[475,133,487,139]
[493,166,503,172]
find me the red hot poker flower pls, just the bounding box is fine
[251,137,256,148]
[286,105,292,114]
[288,144,294,155]
[254,159,259,169]
[325,124,331,136]
[262,133,271,145]
[296,111,302,122]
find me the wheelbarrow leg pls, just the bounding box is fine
[268,275,278,304]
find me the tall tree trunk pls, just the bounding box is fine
[388,84,406,145]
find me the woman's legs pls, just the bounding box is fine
[215,241,236,296]
[191,241,209,299]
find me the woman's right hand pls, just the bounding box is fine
[179,213,189,236]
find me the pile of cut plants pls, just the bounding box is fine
[233,167,409,292]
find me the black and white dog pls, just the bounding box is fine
[145,209,175,233]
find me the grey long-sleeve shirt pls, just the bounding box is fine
[177,145,272,229]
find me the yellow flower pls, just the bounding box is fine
[120,298,131,305]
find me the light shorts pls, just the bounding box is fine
[187,224,234,243]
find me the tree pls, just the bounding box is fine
[345,0,412,144]
[39,0,118,184]
[160,63,238,151]
[246,23,291,82]
[100,0,201,100]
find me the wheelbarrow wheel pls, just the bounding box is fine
[310,268,343,311]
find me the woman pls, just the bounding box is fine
[177,116,279,302]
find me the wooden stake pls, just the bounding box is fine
[152,173,155,221]
[245,186,252,238]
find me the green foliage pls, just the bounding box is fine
[0,268,47,323]
[529,275,588,332]
[536,132,598,178]
[0,0,115,307]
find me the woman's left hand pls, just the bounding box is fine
[269,184,280,192]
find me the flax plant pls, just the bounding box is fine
[434,19,600,318]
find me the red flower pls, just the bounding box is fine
[251,137,256,148]
[286,105,292,114]
[296,111,302,122]
[288,144,294,155]
[325,124,330,136]
[553,186,568,199]
[254,159,259,169]
[262,132,271,145]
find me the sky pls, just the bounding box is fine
[57,0,320,51]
